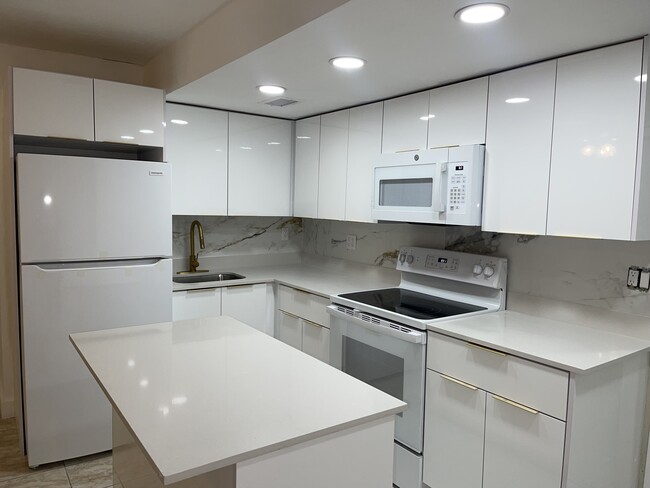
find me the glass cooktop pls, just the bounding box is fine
[338,287,486,320]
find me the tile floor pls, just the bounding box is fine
[0,419,115,488]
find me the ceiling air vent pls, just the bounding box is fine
[263,97,298,107]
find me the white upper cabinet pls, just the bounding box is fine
[318,109,350,220]
[294,116,321,218]
[94,80,164,147]
[547,40,645,240]
[483,61,557,235]
[382,91,430,153]
[166,104,228,215]
[427,77,488,149]
[346,102,383,222]
[13,68,94,141]
[228,113,292,216]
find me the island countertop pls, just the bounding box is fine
[70,317,406,485]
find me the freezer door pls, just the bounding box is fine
[16,154,171,263]
[20,258,172,466]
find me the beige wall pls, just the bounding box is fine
[0,43,144,418]
[144,0,348,91]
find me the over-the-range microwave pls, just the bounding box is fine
[371,144,485,225]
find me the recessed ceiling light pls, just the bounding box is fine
[171,119,188,125]
[419,114,435,121]
[505,97,530,104]
[455,3,509,24]
[635,74,648,82]
[120,135,135,140]
[330,57,366,69]
[258,85,286,95]
[139,129,154,134]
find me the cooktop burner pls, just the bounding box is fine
[338,287,486,320]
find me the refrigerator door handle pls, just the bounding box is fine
[30,258,167,270]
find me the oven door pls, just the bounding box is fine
[328,305,426,453]
[371,162,447,224]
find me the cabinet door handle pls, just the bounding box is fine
[225,284,254,289]
[186,288,218,294]
[492,394,539,415]
[469,342,507,357]
[303,319,325,329]
[439,373,478,391]
[280,310,300,320]
[396,148,420,153]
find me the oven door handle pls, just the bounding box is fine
[327,305,427,344]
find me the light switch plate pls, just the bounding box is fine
[346,234,357,251]
[281,227,289,241]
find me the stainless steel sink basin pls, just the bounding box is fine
[173,272,246,284]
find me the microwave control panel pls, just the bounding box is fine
[446,163,471,214]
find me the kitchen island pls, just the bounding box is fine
[70,317,406,488]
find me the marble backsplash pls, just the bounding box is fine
[302,219,650,319]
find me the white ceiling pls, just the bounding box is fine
[0,0,230,64]
[168,0,650,119]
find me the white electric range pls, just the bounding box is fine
[327,246,507,488]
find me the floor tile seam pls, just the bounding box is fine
[63,462,74,488]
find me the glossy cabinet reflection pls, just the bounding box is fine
[228,113,292,216]
[547,40,645,239]
[166,104,228,215]
[94,80,164,146]
[382,91,430,153]
[346,102,382,223]
[483,61,557,235]
[427,77,488,149]
[318,109,350,220]
[13,68,95,140]
[294,116,321,218]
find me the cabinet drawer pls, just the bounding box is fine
[172,288,221,321]
[278,285,330,328]
[427,333,568,420]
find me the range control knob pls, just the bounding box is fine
[472,264,483,275]
[483,266,495,278]
[399,253,406,264]
[406,255,414,264]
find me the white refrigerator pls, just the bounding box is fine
[16,154,172,467]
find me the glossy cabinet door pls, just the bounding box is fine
[94,80,164,146]
[427,77,488,148]
[172,288,222,321]
[302,320,330,363]
[13,68,94,141]
[382,92,430,153]
[318,110,350,220]
[346,103,382,222]
[277,311,302,350]
[222,284,272,336]
[167,104,228,215]
[483,395,565,488]
[547,40,644,239]
[294,116,321,218]
[229,113,292,216]
[483,61,557,235]
[423,371,485,488]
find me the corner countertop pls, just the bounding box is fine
[172,259,400,298]
[70,317,406,485]
[427,310,650,373]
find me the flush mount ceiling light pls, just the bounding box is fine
[258,85,286,95]
[455,3,509,24]
[505,97,530,104]
[330,56,366,69]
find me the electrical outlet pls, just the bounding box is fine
[627,266,641,288]
[346,234,357,251]
[281,227,290,241]
[639,268,650,291]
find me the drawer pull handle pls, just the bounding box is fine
[396,148,420,153]
[303,319,325,329]
[280,310,300,319]
[186,288,217,294]
[440,374,478,391]
[492,395,539,415]
[469,342,507,357]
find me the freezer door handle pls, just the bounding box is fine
[30,258,167,270]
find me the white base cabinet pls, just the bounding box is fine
[173,284,272,335]
[423,332,649,488]
[276,285,330,363]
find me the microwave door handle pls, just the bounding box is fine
[432,162,448,213]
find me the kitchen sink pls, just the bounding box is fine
[173,272,246,284]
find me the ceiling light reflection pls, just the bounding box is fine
[455,3,510,24]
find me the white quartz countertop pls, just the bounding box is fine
[70,317,406,485]
[172,261,399,298]
[428,310,650,372]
